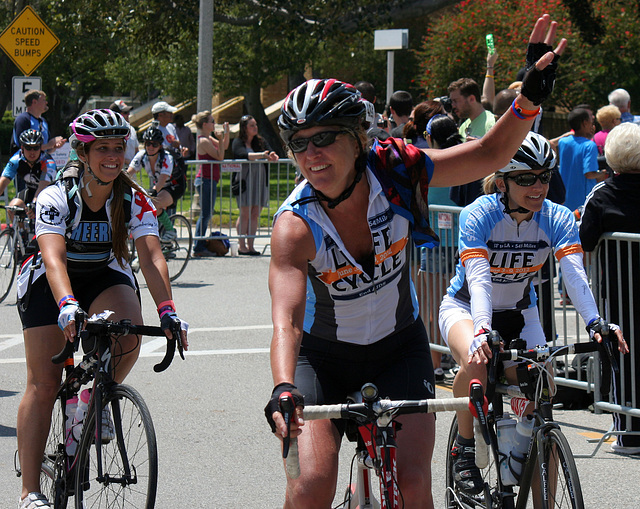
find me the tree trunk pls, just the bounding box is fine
[243,84,286,157]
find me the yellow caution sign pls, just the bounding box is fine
[0,6,59,76]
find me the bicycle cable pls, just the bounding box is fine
[110,332,141,379]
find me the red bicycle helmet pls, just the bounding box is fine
[278,79,366,143]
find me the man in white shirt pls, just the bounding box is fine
[109,100,139,165]
[151,101,181,150]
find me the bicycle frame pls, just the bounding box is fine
[340,419,399,509]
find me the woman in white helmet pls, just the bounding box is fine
[439,131,627,496]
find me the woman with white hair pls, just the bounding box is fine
[580,122,640,455]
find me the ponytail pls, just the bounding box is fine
[111,171,149,268]
[482,173,501,195]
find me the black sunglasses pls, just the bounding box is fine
[145,141,161,148]
[504,169,553,186]
[288,131,347,154]
[23,145,41,152]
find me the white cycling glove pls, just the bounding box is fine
[469,324,491,357]
[58,300,81,331]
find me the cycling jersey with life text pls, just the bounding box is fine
[447,193,582,310]
[276,173,421,346]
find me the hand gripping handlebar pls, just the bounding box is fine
[153,316,185,373]
[51,312,184,372]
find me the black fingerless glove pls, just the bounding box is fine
[148,189,158,197]
[520,42,559,106]
[264,382,304,433]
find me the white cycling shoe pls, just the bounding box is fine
[19,492,51,509]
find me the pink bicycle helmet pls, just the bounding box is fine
[71,109,130,143]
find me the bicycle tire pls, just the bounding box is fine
[41,396,69,509]
[74,384,158,509]
[0,228,18,303]
[532,428,584,509]
[160,213,192,281]
[446,416,512,509]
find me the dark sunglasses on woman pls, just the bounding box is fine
[288,130,348,154]
[505,169,554,186]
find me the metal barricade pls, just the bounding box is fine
[410,205,621,400]
[175,158,298,250]
[580,232,640,453]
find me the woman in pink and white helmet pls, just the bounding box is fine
[15,109,188,509]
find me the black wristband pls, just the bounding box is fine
[264,382,304,433]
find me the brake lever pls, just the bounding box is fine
[601,326,620,375]
[279,393,295,459]
[487,330,502,386]
[469,379,490,446]
[51,309,86,364]
[174,321,185,360]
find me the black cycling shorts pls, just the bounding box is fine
[162,177,185,204]
[295,317,436,434]
[18,267,138,330]
[17,187,36,205]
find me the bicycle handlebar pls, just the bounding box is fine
[0,203,34,216]
[280,385,475,480]
[51,311,183,372]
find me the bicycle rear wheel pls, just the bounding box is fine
[535,429,584,509]
[0,228,17,303]
[160,214,192,281]
[446,416,513,509]
[41,396,69,509]
[74,384,158,509]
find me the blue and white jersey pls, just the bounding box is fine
[275,168,419,346]
[16,180,159,298]
[2,150,56,190]
[447,193,582,310]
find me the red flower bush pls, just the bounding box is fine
[417,0,640,110]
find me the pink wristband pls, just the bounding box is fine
[156,300,175,313]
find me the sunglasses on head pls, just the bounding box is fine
[145,141,161,148]
[23,145,41,152]
[504,169,553,186]
[288,130,347,154]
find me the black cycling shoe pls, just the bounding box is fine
[451,442,484,495]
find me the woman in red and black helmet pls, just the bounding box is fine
[265,15,566,509]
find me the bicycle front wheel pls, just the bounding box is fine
[41,396,69,509]
[446,416,512,509]
[74,384,158,509]
[536,429,584,509]
[0,228,17,303]
[161,214,192,281]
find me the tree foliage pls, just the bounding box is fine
[416,0,640,111]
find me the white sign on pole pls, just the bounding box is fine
[12,75,41,117]
[51,142,71,169]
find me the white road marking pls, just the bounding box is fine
[0,325,273,364]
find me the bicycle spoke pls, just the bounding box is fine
[41,397,69,509]
[163,214,192,281]
[75,385,157,509]
[0,228,18,303]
